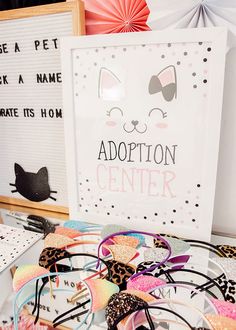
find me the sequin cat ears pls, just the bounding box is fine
[153,236,190,257]
[97,230,172,277]
[64,220,102,233]
[13,265,49,292]
[55,226,100,240]
[154,235,228,258]
[105,291,196,330]
[44,233,97,249]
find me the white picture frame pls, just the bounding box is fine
[61,28,227,240]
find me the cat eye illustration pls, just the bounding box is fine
[106,107,123,127]
[149,108,168,129]
[9,163,57,202]
[149,65,177,101]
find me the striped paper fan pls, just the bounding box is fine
[84,0,150,35]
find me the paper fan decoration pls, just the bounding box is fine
[84,0,150,35]
[147,0,236,46]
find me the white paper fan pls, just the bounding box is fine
[147,0,236,46]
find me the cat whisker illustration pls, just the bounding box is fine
[49,190,57,201]
[9,183,17,193]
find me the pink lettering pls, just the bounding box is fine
[96,164,106,190]
[162,170,176,198]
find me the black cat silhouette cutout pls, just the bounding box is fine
[9,163,57,202]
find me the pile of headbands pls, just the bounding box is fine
[10,221,236,329]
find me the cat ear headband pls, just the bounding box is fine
[64,220,102,233]
[184,239,228,258]
[145,266,226,300]
[150,282,236,321]
[121,301,236,330]
[55,226,100,239]
[154,235,227,258]
[105,291,195,330]
[36,250,111,324]
[137,257,229,291]
[44,233,98,249]
[112,284,236,329]
[53,278,119,328]
[13,266,119,328]
[105,291,210,330]
[13,271,93,330]
[97,230,172,281]
[101,224,146,247]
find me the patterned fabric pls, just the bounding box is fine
[217,245,236,259]
[105,260,135,287]
[215,273,236,304]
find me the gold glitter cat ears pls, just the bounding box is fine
[97,230,172,280]
[44,233,98,249]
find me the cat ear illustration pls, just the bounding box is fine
[98,67,124,101]
[14,163,25,177]
[149,65,177,102]
[37,167,48,182]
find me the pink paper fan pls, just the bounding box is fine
[84,0,150,35]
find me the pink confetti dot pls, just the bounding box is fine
[188,63,192,67]
[172,52,176,56]
[194,50,199,55]
[187,190,191,194]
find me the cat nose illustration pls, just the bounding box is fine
[131,120,139,127]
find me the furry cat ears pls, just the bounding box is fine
[14,163,48,181]
[98,66,177,102]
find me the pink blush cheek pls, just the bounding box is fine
[106,120,117,127]
[156,122,168,129]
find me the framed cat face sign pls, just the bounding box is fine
[61,28,227,240]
